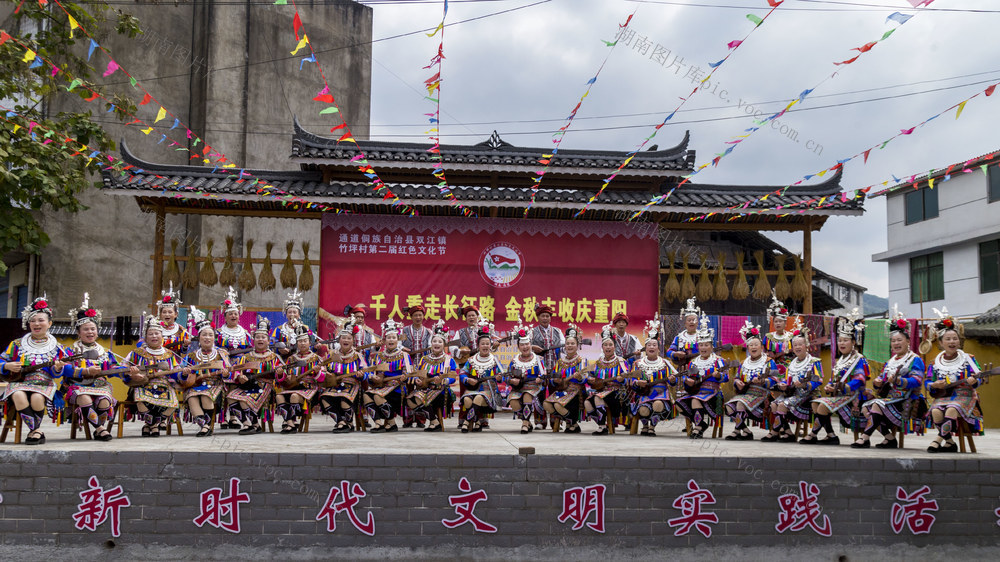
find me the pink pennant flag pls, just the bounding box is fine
[103,61,119,77]
[900,127,915,135]
[727,40,742,49]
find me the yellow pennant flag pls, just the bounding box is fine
[69,16,80,38]
[426,22,443,37]
[23,49,36,63]
[155,107,167,123]
[956,101,967,119]
[141,126,153,135]
[291,35,309,55]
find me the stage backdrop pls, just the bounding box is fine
[320,215,658,360]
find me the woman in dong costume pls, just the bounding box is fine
[409,320,458,432]
[124,315,187,438]
[725,321,778,441]
[505,318,546,434]
[675,315,730,439]
[585,324,630,435]
[854,305,926,449]
[766,318,822,443]
[272,289,312,359]
[227,316,282,435]
[217,287,252,429]
[321,317,369,434]
[764,293,794,369]
[154,282,191,354]
[542,323,589,434]
[802,310,869,446]
[666,297,701,369]
[629,314,677,437]
[924,308,989,453]
[180,306,232,437]
[64,294,119,441]
[457,320,504,433]
[364,319,412,433]
[275,322,325,433]
[0,295,75,445]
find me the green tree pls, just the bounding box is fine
[0,2,140,275]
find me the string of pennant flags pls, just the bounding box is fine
[523,9,639,216]
[680,77,999,222]
[0,23,348,215]
[283,0,418,216]
[638,7,922,219]
[573,0,785,219]
[423,0,477,217]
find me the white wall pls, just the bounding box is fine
[877,167,1000,319]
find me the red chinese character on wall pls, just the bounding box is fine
[667,479,719,538]
[557,484,606,533]
[775,480,832,537]
[193,477,250,534]
[891,486,938,535]
[441,477,497,533]
[316,480,376,536]
[72,476,131,537]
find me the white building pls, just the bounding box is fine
[872,151,1000,319]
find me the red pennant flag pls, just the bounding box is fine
[767,0,783,6]
[139,93,152,105]
[852,41,877,53]
[986,84,997,97]
[84,91,99,101]
[329,123,347,132]
[834,55,860,65]
[293,12,303,40]
[313,92,335,103]
[0,31,10,46]
[862,149,871,163]
[337,132,353,142]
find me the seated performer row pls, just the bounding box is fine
[0,290,990,455]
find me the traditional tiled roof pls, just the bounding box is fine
[290,117,695,175]
[966,302,1000,339]
[103,141,861,221]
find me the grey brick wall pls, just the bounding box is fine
[1,450,999,556]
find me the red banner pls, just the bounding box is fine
[319,215,658,359]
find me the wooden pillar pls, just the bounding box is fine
[152,202,166,313]
[803,218,813,314]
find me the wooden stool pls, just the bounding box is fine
[0,403,22,444]
[685,415,723,438]
[296,399,311,433]
[893,425,906,449]
[163,410,185,436]
[957,420,977,453]
[69,408,94,441]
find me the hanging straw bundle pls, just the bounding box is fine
[774,254,791,302]
[219,236,237,287]
[791,254,810,302]
[713,251,729,301]
[238,239,257,292]
[680,251,696,301]
[696,253,714,302]
[164,239,181,289]
[199,238,218,287]
[663,250,681,303]
[280,241,297,289]
[259,242,277,291]
[299,242,314,291]
[181,238,199,290]
[751,250,772,300]
[732,251,750,300]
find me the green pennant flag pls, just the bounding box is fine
[746,14,763,26]
[881,28,895,41]
[319,107,340,114]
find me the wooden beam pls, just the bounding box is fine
[659,268,784,276]
[803,217,813,314]
[150,255,310,266]
[152,202,166,313]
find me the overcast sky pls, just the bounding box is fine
[360,0,1000,297]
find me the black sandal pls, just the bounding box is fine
[149,427,160,437]
[196,426,213,437]
[818,434,840,445]
[875,439,897,449]
[280,423,296,434]
[850,439,871,449]
[95,428,113,442]
[940,441,958,453]
[592,426,609,436]
[798,434,819,445]
[141,425,152,438]
[25,431,45,445]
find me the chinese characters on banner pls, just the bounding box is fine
[61,476,976,538]
[320,216,659,361]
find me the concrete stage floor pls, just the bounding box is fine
[7,414,998,458]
